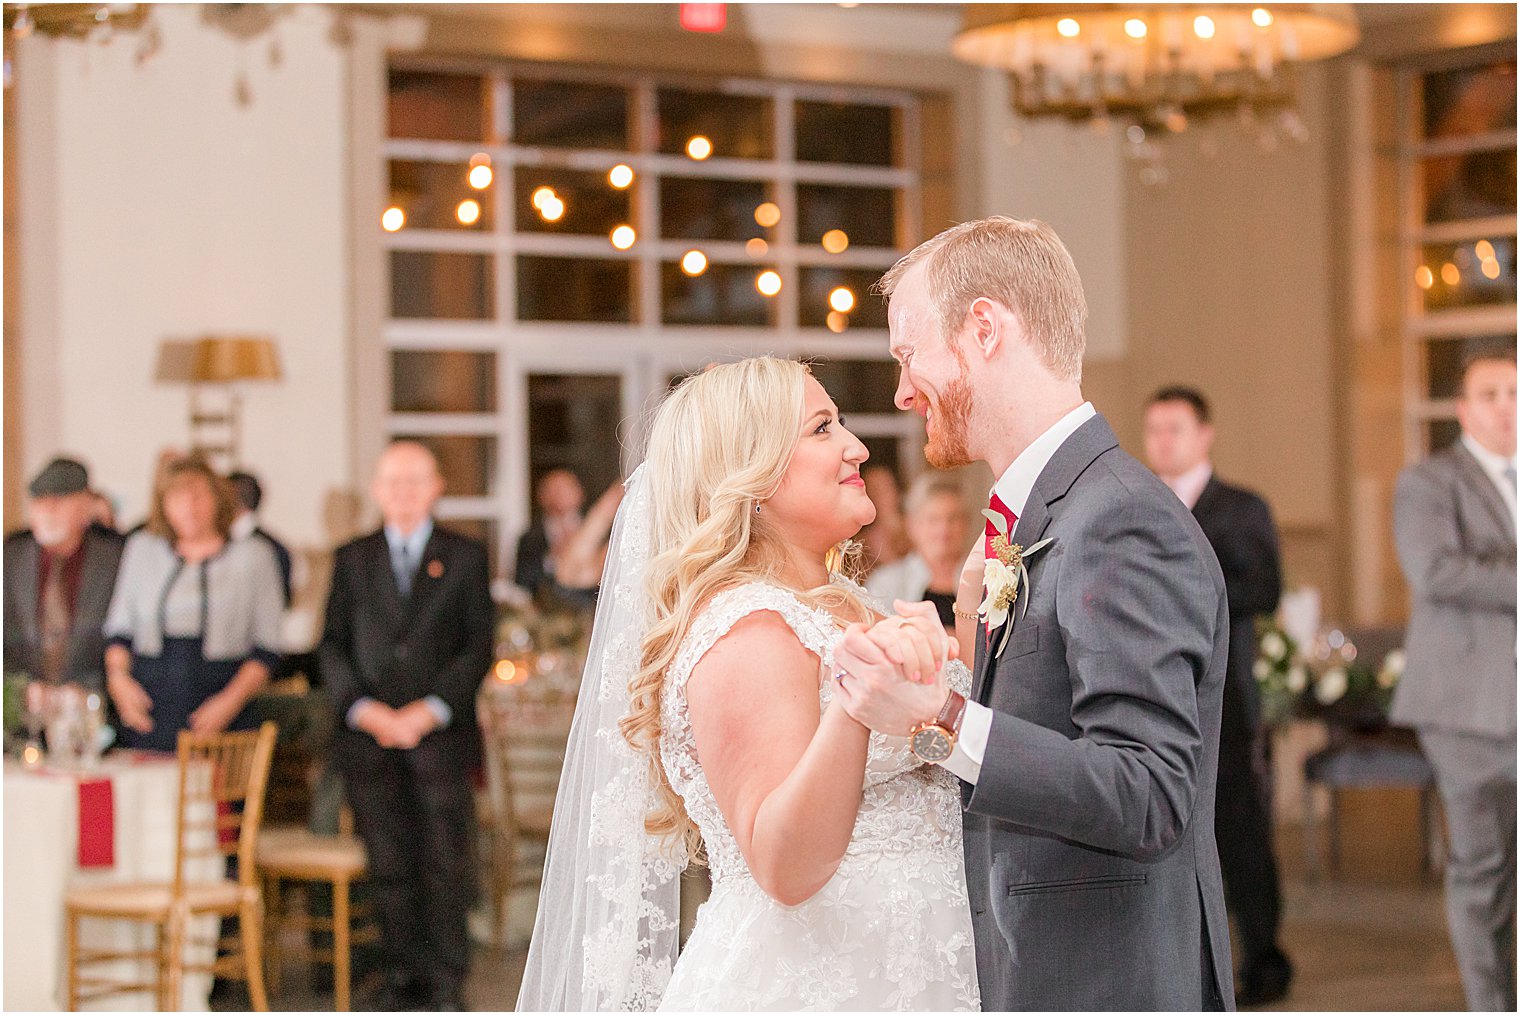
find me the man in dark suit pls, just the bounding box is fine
[1145,386,1292,1007]
[4,457,125,692]
[842,217,1233,1009]
[512,468,583,603]
[1393,352,1516,1012]
[321,441,494,1011]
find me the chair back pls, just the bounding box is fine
[479,699,572,841]
[172,721,278,892]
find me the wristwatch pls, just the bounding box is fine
[909,690,968,764]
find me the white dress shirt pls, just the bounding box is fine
[1163,461,1214,512]
[1461,433,1518,522]
[940,402,1097,785]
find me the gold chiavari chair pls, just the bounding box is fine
[64,722,278,1011]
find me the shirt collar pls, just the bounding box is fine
[384,518,434,558]
[991,402,1097,520]
[1164,460,1214,511]
[1461,433,1515,478]
[230,512,257,542]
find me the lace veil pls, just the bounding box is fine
[516,465,686,1011]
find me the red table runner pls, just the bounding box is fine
[76,777,115,868]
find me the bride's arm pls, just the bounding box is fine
[685,610,870,907]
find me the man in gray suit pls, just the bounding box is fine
[838,217,1233,1010]
[1392,350,1516,1012]
[4,457,125,691]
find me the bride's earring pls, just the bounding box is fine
[754,503,762,514]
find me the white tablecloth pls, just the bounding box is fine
[3,755,220,1011]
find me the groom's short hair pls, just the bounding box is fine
[877,216,1087,382]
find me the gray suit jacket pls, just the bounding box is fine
[1390,441,1517,739]
[3,526,125,691]
[962,414,1234,1011]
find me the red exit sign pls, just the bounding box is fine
[680,3,726,32]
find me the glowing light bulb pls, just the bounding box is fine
[826,310,849,334]
[468,164,493,189]
[1476,240,1496,261]
[1482,258,1502,280]
[756,270,782,297]
[494,659,517,682]
[686,135,713,160]
[1124,18,1147,39]
[1057,18,1080,38]
[381,206,405,232]
[1414,265,1434,290]
[754,202,781,228]
[531,186,557,211]
[540,197,565,222]
[745,238,769,258]
[828,287,855,313]
[821,229,849,254]
[1193,15,1215,39]
[610,225,637,250]
[1441,262,1460,286]
[456,199,481,225]
[681,250,708,276]
[608,164,634,189]
[1251,8,1273,28]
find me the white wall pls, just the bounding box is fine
[17,4,349,547]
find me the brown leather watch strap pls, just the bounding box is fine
[936,689,968,736]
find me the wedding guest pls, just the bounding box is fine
[855,464,910,572]
[513,468,584,603]
[1143,385,1291,1007]
[86,489,119,534]
[866,474,972,630]
[1393,350,1517,1013]
[321,440,493,1012]
[548,480,625,609]
[229,470,293,605]
[103,456,283,752]
[4,458,125,691]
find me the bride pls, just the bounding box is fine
[516,356,981,1012]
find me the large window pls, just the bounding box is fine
[382,64,923,580]
[1399,51,1517,456]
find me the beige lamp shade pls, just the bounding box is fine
[191,336,282,383]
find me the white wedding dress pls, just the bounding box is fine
[656,581,982,1012]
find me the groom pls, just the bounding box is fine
[836,216,1234,1010]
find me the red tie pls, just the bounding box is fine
[984,492,1017,559]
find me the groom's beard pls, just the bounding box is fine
[922,376,974,470]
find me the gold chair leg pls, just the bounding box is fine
[242,898,270,1013]
[65,908,80,1012]
[155,921,170,1011]
[263,875,283,999]
[164,907,186,1013]
[335,877,352,1013]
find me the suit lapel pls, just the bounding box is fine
[369,532,407,625]
[971,414,1120,704]
[70,533,115,639]
[1190,476,1223,525]
[1452,444,1516,547]
[403,529,451,629]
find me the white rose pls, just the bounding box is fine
[1287,665,1308,693]
[1314,666,1348,705]
[1261,631,1286,662]
[1378,649,1406,689]
[979,558,1017,630]
[1253,659,1271,681]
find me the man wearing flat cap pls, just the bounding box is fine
[4,457,126,691]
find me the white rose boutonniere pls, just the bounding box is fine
[979,508,1055,659]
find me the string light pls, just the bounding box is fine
[826,311,849,333]
[456,200,481,226]
[745,238,769,257]
[821,229,849,254]
[609,164,634,189]
[1057,17,1079,37]
[540,196,565,222]
[1124,18,1147,39]
[468,164,493,189]
[681,250,708,276]
[754,202,781,228]
[531,186,557,211]
[610,225,637,250]
[1414,265,1434,290]
[756,270,782,296]
[382,207,405,232]
[829,287,856,313]
[686,135,713,160]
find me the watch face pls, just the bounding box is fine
[910,726,953,764]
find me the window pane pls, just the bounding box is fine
[437,517,499,577]
[796,101,898,166]
[513,79,631,150]
[799,268,888,329]
[1426,336,1518,400]
[1420,237,1516,312]
[391,351,496,413]
[394,434,497,497]
[390,160,495,232]
[657,89,773,160]
[807,359,901,414]
[391,251,494,320]
[516,167,632,237]
[1422,62,1517,140]
[797,184,897,248]
[1426,418,1462,453]
[1423,149,1517,223]
[661,262,775,326]
[389,70,488,142]
[517,256,634,322]
[527,374,625,508]
[661,177,771,242]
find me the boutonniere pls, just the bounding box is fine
[427,559,444,579]
[979,509,1055,658]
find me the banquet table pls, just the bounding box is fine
[3,753,220,1011]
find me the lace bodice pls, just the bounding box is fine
[656,580,979,1011]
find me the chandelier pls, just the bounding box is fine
[952,4,1360,180]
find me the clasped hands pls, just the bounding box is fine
[353,699,440,750]
[832,600,958,737]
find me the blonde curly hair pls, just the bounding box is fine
[619,357,872,861]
